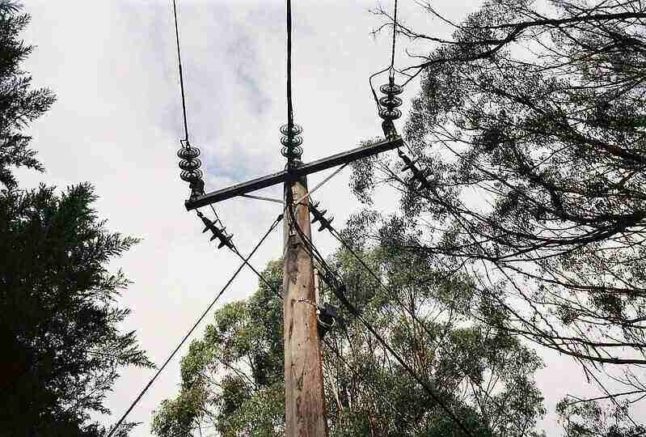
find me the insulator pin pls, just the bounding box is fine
[180,169,203,182]
[379,95,403,109]
[379,82,403,95]
[378,80,403,123]
[310,201,334,232]
[179,158,201,172]
[177,147,200,160]
[398,149,432,191]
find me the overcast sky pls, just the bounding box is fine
[19,0,643,435]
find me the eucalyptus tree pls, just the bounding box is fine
[351,0,646,430]
[152,250,545,436]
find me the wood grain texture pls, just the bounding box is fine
[283,177,328,436]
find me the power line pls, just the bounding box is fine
[316,205,526,431]
[322,336,416,432]
[390,0,399,72]
[172,0,189,144]
[286,0,294,145]
[107,215,282,437]
[316,209,440,341]
[369,0,403,111]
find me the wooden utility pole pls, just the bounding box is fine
[173,0,405,434]
[282,175,328,435]
[185,137,401,436]
[183,137,401,435]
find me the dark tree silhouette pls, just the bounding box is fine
[0,1,54,188]
[0,2,150,435]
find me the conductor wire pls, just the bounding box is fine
[290,216,475,437]
[286,0,294,148]
[369,0,402,108]
[172,0,190,144]
[390,0,398,75]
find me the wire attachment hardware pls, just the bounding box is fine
[197,211,234,249]
[178,141,205,199]
[398,149,432,191]
[310,201,334,232]
[280,123,304,162]
[317,302,338,338]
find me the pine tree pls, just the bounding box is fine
[0,2,150,435]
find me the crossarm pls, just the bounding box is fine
[185,137,403,210]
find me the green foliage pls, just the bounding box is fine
[153,251,545,436]
[152,261,284,437]
[0,0,54,188]
[0,2,149,434]
[557,398,646,437]
[355,0,646,364]
[354,0,646,429]
[0,183,152,435]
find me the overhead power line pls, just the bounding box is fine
[312,204,438,338]
[322,336,414,431]
[390,0,399,72]
[286,0,294,130]
[172,0,190,144]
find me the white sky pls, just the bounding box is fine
[19,0,643,435]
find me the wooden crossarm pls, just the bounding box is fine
[185,136,402,210]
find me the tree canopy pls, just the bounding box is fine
[153,247,545,436]
[351,0,646,431]
[0,2,150,435]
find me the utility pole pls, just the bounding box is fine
[283,174,327,435]
[184,134,402,434]
[169,0,406,433]
[179,3,405,435]
[184,135,402,435]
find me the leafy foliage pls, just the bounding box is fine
[557,397,646,437]
[0,2,149,434]
[152,261,284,437]
[0,184,152,435]
[356,0,646,426]
[153,250,545,436]
[0,0,54,188]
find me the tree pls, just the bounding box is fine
[557,396,645,437]
[0,0,53,188]
[151,262,284,437]
[0,2,150,435]
[351,0,646,418]
[152,248,545,436]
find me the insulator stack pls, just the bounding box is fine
[178,142,205,198]
[378,78,403,139]
[379,80,403,121]
[280,123,304,162]
[310,201,334,232]
[398,149,432,191]
[197,211,234,250]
